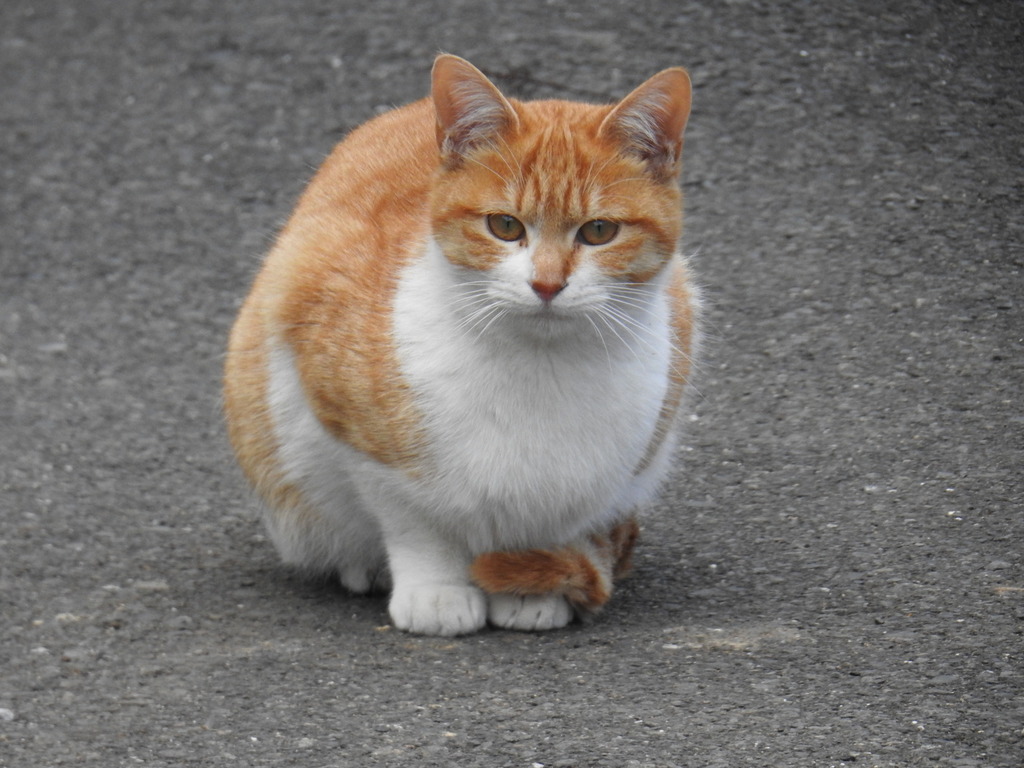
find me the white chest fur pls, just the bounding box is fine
[391,240,676,549]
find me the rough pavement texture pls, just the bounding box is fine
[1,1,1021,766]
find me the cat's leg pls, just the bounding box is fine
[383,525,487,636]
[335,525,390,595]
[261,498,389,594]
[258,339,391,593]
[363,485,487,636]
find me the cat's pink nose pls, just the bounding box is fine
[531,280,565,303]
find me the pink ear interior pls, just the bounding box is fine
[431,54,518,163]
[599,67,692,177]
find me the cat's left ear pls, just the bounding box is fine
[432,54,519,168]
[599,68,692,181]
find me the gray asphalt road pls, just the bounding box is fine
[2,1,1021,766]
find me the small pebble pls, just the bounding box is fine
[168,615,194,630]
[0,708,15,722]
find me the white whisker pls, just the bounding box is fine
[591,307,645,366]
[455,304,502,339]
[583,155,620,203]
[600,291,656,328]
[448,291,494,311]
[474,307,510,339]
[600,176,649,191]
[595,300,702,396]
[597,304,659,356]
[583,312,614,374]
[494,135,526,190]
[605,293,656,314]
[465,154,511,186]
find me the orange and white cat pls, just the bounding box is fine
[223,54,698,636]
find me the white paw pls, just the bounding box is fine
[388,583,487,636]
[487,593,574,632]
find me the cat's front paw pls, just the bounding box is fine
[388,583,487,636]
[487,593,574,632]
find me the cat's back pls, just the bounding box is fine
[305,99,435,218]
[271,97,436,273]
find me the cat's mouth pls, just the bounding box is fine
[534,300,566,315]
[522,297,578,320]
[518,303,592,335]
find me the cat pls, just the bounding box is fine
[223,54,697,636]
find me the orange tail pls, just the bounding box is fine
[470,518,640,614]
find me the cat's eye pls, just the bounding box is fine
[487,213,526,242]
[577,219,619,246]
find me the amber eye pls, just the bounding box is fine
[577,219,619,246]
[486,213,526,242]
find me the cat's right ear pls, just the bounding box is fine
[432,54,519,168]
[599,67,692,182]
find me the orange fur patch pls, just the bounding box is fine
[471,547,610,612]
[224,290,308,513]
[470,517,641,614]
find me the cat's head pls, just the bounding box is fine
[428,54,691,338]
